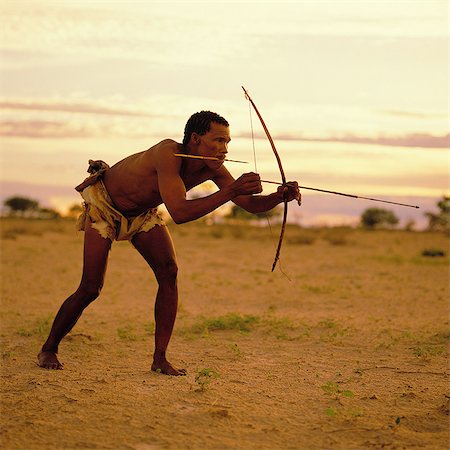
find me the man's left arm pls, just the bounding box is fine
[212,167,300,214]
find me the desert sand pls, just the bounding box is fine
[1,218,449,449]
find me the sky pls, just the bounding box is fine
[1,0,449,227]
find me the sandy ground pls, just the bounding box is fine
[1,219,449,449]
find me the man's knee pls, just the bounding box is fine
[77,282,103,305]
[154,259,178,284]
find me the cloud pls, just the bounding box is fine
[378,109,448,119]
[0,117,165,139]
[2,116,449,151]
[0,99,150,117]
[1,3,248,68]
[0,97,176,138]
[0,120,98,138]
[237,131,450,149]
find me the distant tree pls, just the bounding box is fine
[38,207,61,219]
[360,208,399,229]
[226,205,283,221]
[424,196,449,232]
[403,219,416,232]
[66,203,83,218]
[4,196,39,217]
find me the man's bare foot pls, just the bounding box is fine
[152,358,186,376]
[38,351,64,370]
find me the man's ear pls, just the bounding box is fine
[191,132,200,145]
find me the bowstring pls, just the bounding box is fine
[248,99,291,280]
[248,101,258,174]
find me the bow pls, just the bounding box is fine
[242,86,288,272]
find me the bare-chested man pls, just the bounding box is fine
[38,111,300,375]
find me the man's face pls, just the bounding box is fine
[193,122,231,166]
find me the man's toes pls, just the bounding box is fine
[48,363,61,370]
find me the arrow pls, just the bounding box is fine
[260,180,419,209]
[174,153,248,164]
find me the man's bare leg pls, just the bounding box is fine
[132,225,186,376]
[38,219,111,369]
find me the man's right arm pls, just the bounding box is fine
[154,143,261,224]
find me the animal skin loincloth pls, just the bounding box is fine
[75,160,165,241]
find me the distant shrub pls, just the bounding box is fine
[209,228,224,239]
[287,231,316,245]
[1,223,42,239]
[403,219,416,231]
[323,229,350,246]
[421,248,445,258]
[66,203,83,219]
[424,196,449,233]
[231,226,247,239]
[226,205,282,221]
[0,218,71,239]
[361,208,399,229]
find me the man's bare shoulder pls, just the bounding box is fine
[144,139,182,162]
[148,139,179,152]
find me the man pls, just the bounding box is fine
[38,111,300,376]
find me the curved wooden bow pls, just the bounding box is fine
[242,86,288,272]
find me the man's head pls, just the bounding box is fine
[183,111,229,146]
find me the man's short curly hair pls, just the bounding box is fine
[183,111,229,146]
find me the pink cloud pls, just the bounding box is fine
[378,110,448,119]
[0,99,150,117]
[0,120,97,138]
[237,131,449,149]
